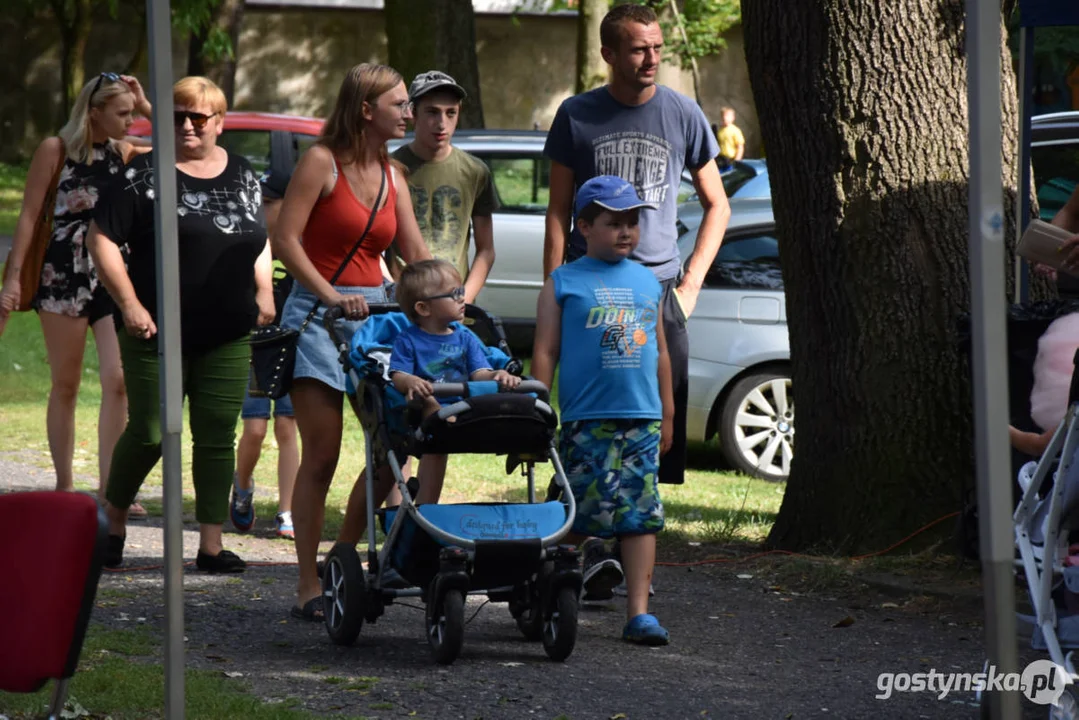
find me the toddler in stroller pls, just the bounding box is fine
[388,259,521,505]
[318,291,582,665]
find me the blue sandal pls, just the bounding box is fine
[622,613,670,646]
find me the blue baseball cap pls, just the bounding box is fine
[574,175,657,219]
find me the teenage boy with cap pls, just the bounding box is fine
[531,175,674,646]
[387,71,498,304]
[229,166,299,539]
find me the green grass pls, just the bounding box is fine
[0,625,351,719]
[0,288,782,547]
[0,161,27,236]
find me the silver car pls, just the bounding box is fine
[676,198,791,480]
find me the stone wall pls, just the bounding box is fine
[1,5,761,160]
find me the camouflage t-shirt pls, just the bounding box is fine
[388,144,498,280]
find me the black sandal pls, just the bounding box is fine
[290,597,324,622]
[104,534,125,568]
[195,549,246,574]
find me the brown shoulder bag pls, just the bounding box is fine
[16,139,66,311]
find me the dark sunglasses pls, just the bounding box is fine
[421,286,466,302]
[91,72,121,98]
[173,111,218,130]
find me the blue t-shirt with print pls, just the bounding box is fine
[543,85,720,281]
[389,324,491,384]
[553,256,663,422]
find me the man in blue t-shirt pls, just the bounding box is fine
[543,3,731,489]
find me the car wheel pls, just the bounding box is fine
[718,369,793,481]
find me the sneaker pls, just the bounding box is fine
[195,549,247,574]
[275,511,294,539]
[380,567,410,589]
[230,475,255,532]
[622,613,670,646]
[581,538,623,601]
[613,581,655,597]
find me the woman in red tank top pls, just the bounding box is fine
[271,64,430,620]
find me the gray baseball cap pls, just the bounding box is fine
[408,71,467,102]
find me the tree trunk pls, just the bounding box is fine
[386,0,484,128]
[576,0,608,94]
[52,0,93,120]
[741,0,1022,552]
[187,0,244,106]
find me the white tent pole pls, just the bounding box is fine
[145,0,185,716]
[967,1,1020,718]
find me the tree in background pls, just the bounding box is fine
[385,0,484,128]
[626,0,740,103]
[37,0,234,120]
[49,0,93,120]
[576,0,608,93]
[741,0,1023,552]
[183,0,244,106]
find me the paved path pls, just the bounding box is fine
[0,452,1053,719]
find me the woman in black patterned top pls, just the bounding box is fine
[89,76,275,573]
[0,72,151,510]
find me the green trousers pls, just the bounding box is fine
[106,333,250,524]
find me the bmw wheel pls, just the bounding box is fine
[719,369,794,481]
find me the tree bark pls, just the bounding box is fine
[741,0,1022,552]
[187,0,244,106]
[576,0,608,94]
[52,0,93,120]
[385,0,484,128]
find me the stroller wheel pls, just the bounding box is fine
[322,542,365,646]
[427,589,465,665]
[541,587,579,662]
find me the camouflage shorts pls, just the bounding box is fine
[558,419,664,539]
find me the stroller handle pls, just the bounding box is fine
[323,303,401,346]
[429,380,550,402]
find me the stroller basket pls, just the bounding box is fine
[379,501,568,589]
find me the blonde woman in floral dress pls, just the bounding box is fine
[0,72,151,513]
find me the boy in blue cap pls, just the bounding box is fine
[531,175,675,645]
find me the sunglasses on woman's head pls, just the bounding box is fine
[91,72,121,98]
[422,286,466,302]
[173,111,218,130]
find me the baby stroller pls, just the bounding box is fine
[1012,348,1079,717]
[319,304,582,665]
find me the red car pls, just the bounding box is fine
[129,111,324,177]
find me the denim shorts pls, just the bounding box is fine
[240,389,294,419]
[558,418,664,539]
[280,282,388,393]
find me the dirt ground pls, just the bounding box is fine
[0,452,1057,719]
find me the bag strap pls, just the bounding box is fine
[50,138,66,191]
[297,164,387,334]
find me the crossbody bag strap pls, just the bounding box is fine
[297,164,387,334]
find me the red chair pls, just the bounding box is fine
[0,491,108,719]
